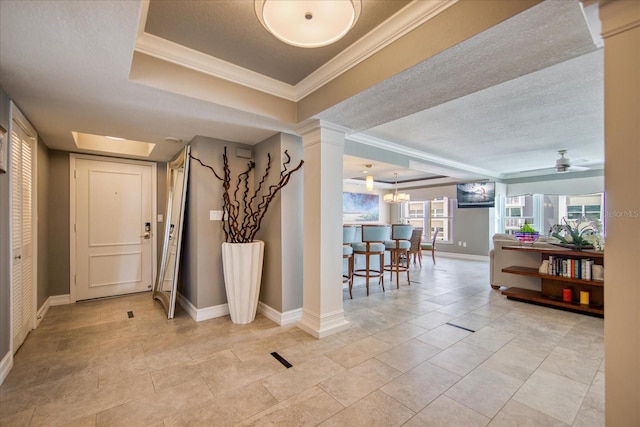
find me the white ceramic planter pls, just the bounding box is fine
[221,240,265,324]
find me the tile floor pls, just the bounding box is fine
[0,257,604,426]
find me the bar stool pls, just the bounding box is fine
[352,225,390,296]
[384,224,414,288]
[343,226,357,298]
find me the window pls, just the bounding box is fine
[499,193,604,236]
[403,197,453,243]
[504,195,534,234]
[566,195,602,220]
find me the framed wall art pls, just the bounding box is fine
[343,191,379,222]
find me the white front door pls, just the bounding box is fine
[73,156,156,301]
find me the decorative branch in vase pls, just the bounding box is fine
[190,147,304,243]
[189,146,303,324]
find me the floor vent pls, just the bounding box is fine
[445,322,475,333]
[270,352,292,368]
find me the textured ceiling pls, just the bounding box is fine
[0,0,604,183]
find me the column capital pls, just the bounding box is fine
[298,120,348,149]
[296,119,351,137]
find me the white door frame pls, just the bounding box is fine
[8,101,38,355]
[69,154,157,303]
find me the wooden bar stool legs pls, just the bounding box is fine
[343,226,357,298]
[384,224,414,288]
[352,225,390,297]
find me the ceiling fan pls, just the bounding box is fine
[516,149,590,176]
[554,149,589,173]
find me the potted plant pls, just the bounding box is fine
[549,217,603,251]
[191,147,303,324]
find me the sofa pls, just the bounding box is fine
[489,233,557,291]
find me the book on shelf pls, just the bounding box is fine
[545,255,594,281]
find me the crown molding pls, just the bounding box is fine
[134,32,297,100]
[348,133,500,179]
[296,0,458,98]
[134,0,457,102]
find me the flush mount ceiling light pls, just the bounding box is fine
[384,173,410,204]
[254,0,362,48]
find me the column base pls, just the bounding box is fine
[297,308,350,338]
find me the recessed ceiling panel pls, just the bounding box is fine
[144,0,409,85]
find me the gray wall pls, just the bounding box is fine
[37,139,50,308]
[157,162,167,266]
[0,86,11,359]
[182,134,303,314]
[183,137,255,309]
[279,133,303,312]
[48,150,70,296]
[406,184,491,257]
[254,133,304,313]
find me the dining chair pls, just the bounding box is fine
[407,227,424,267]
[421,227,440,264]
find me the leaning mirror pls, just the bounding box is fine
[153,146,190,319]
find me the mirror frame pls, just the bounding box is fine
[153,146,190,319]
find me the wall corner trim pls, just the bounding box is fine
[36,299,50,328]
[49,295,72,306]
[177,293,230,322]
[258,302,302,326]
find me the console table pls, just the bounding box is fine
[500,246,604,317]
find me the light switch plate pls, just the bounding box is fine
[210,210,223,221]
[157,214,163,222]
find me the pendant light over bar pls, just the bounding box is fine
[384,173,410,204]
[365,175,374,191]
[255,0,362,48]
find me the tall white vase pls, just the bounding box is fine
[221,240,264,324]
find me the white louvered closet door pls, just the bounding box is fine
[10,118,34,354]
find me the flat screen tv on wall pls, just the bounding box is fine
[456,182,496,208]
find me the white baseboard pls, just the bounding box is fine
[0,351,13,385]
[177,293,229,322]
[49,294,72,306]
[35,294,71,329]
[36,298,50,328]
[258,302,302,326]
[437,252,490,262]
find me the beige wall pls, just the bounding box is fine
[601,0,640,424]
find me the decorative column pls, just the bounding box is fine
[297,120,350,338]
[599,0,640,425]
